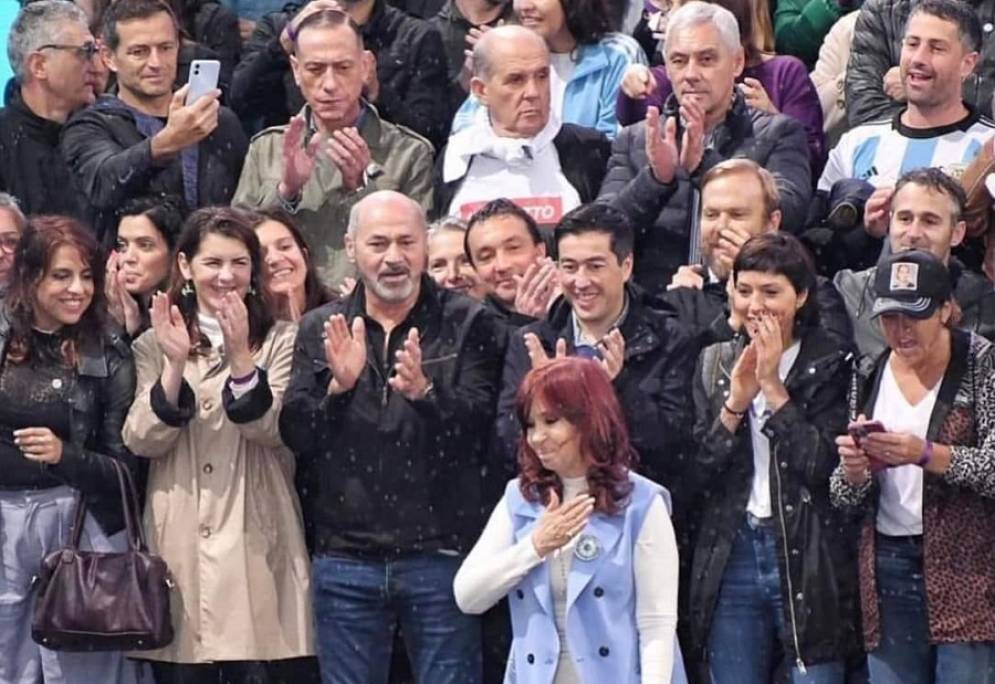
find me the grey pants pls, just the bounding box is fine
[0,486,149,684]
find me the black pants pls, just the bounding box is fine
[149,657,320,684]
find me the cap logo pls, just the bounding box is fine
[890,262,919,292]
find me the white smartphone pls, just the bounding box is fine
[185,59,220,106]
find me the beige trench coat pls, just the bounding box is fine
[122,321,314,663]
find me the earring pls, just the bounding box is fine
[248,284,257,296]
[181,280,194,297]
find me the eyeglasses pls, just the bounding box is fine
[37,42,99,61]
[0,235,20,253]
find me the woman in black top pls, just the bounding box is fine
[0,215,142,684]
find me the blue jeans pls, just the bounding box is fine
[707,520,845,684]
[869,534,995,684]
[312,552,481,684]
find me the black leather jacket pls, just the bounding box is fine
[0,310,137,535]
[688,326,860,666]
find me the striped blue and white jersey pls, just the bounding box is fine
[818,109,995,191]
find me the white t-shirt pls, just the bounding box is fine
[747,341,802,519]
[549,52,576,124]
[872,359,939,536]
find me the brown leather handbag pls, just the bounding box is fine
[31,458,174,651]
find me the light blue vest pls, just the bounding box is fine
[504,472,688,684]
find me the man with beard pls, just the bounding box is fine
[280,190,503,684]
[820,0,995,242]
[663,158,853,349]
[233,5,434,289]
[61,0,247,244]
[0,1,99,219]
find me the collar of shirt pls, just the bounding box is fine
[570,293,630,351]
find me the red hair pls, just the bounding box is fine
[515,357,635,515]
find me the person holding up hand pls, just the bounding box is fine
[689,232,856,683]
[832,249,995,683]
[454,355,687,683]
[233,6,434,290]
[122,207,316,683]
[280,190,504,683]
[62,0,247,245]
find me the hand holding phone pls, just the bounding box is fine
[847,420,889,473]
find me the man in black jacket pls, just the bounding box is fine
[280,190,502,683]
[662,159,853,350]
[0,1,99,219]
[232,0,450,147]
[61,0,247,244]
[598,1,811,296]
[496,203,697,523]
[434,25,610,221]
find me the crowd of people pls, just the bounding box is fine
[2,0,995,682]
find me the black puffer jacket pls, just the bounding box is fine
[60,95,247,244]
[599,93,812,296]
[688,326,859,666]
[0,311,137,535]
[0,89,89,220]
[232,0,449,148]
[846,0,995,126]
[176,0,241,79]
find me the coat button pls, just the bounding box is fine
[203,463,213,474]
[599,646,610,657]
[527,654,535,664]
[593,587,604,597]
[199,525,211,538]
[516,589,524,599]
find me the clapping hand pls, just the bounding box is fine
[523,333,566,370]
[105,251,142,335]
[323,314,367,395]
[514,258,559,318]
[217,291,254,377]
[150,292,190,364]
[389,328,431,400]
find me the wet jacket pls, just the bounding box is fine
[177,0,241,81]
[846,0,995,126]
[496,287,697,522]
[599,93,812,295]
[233,103,434,288]
[689,327,859,667]
[831,330,995,648]
[833,261,995,360]
[0,310,136,535]
[0,90,89,219]
[280,277,504,557]
[232,0,450,148]
[60,95,247,244]
[432,123,612,219]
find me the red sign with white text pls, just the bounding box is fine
[458,196,565,225]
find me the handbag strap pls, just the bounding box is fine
[66,458,146,552]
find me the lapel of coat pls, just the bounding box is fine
[566,512,624,613]
[511,502,555,616]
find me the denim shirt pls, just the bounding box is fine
[504,472,687,684]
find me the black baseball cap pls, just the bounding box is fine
[871,250,952,319]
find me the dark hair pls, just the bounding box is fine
[244,207,335,319]
[894,167,967,221]
[5,215,105,366]
[166,207,273,354]
[554,203,634,263]
[732,232,818,330]
[292,7,363,52]
[465,198,542,266]
[516,357,635,515]
[712,0,761,63]
[908,0,982,53]
[117,194,187,250]
[559,0,612,46]
[101,0,179,52]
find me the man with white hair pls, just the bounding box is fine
[435,24,610,226]
[0,0,99,218]
[280,190,503,683]
[0,193,26,289]
[598,0,812,296]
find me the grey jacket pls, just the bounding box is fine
[233,103,434,287]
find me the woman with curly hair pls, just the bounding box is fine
[453,356,685,683]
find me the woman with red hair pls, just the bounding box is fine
[453,356,685,683]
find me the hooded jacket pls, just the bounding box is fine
[599,92,812,295]
[60,94,247,244]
